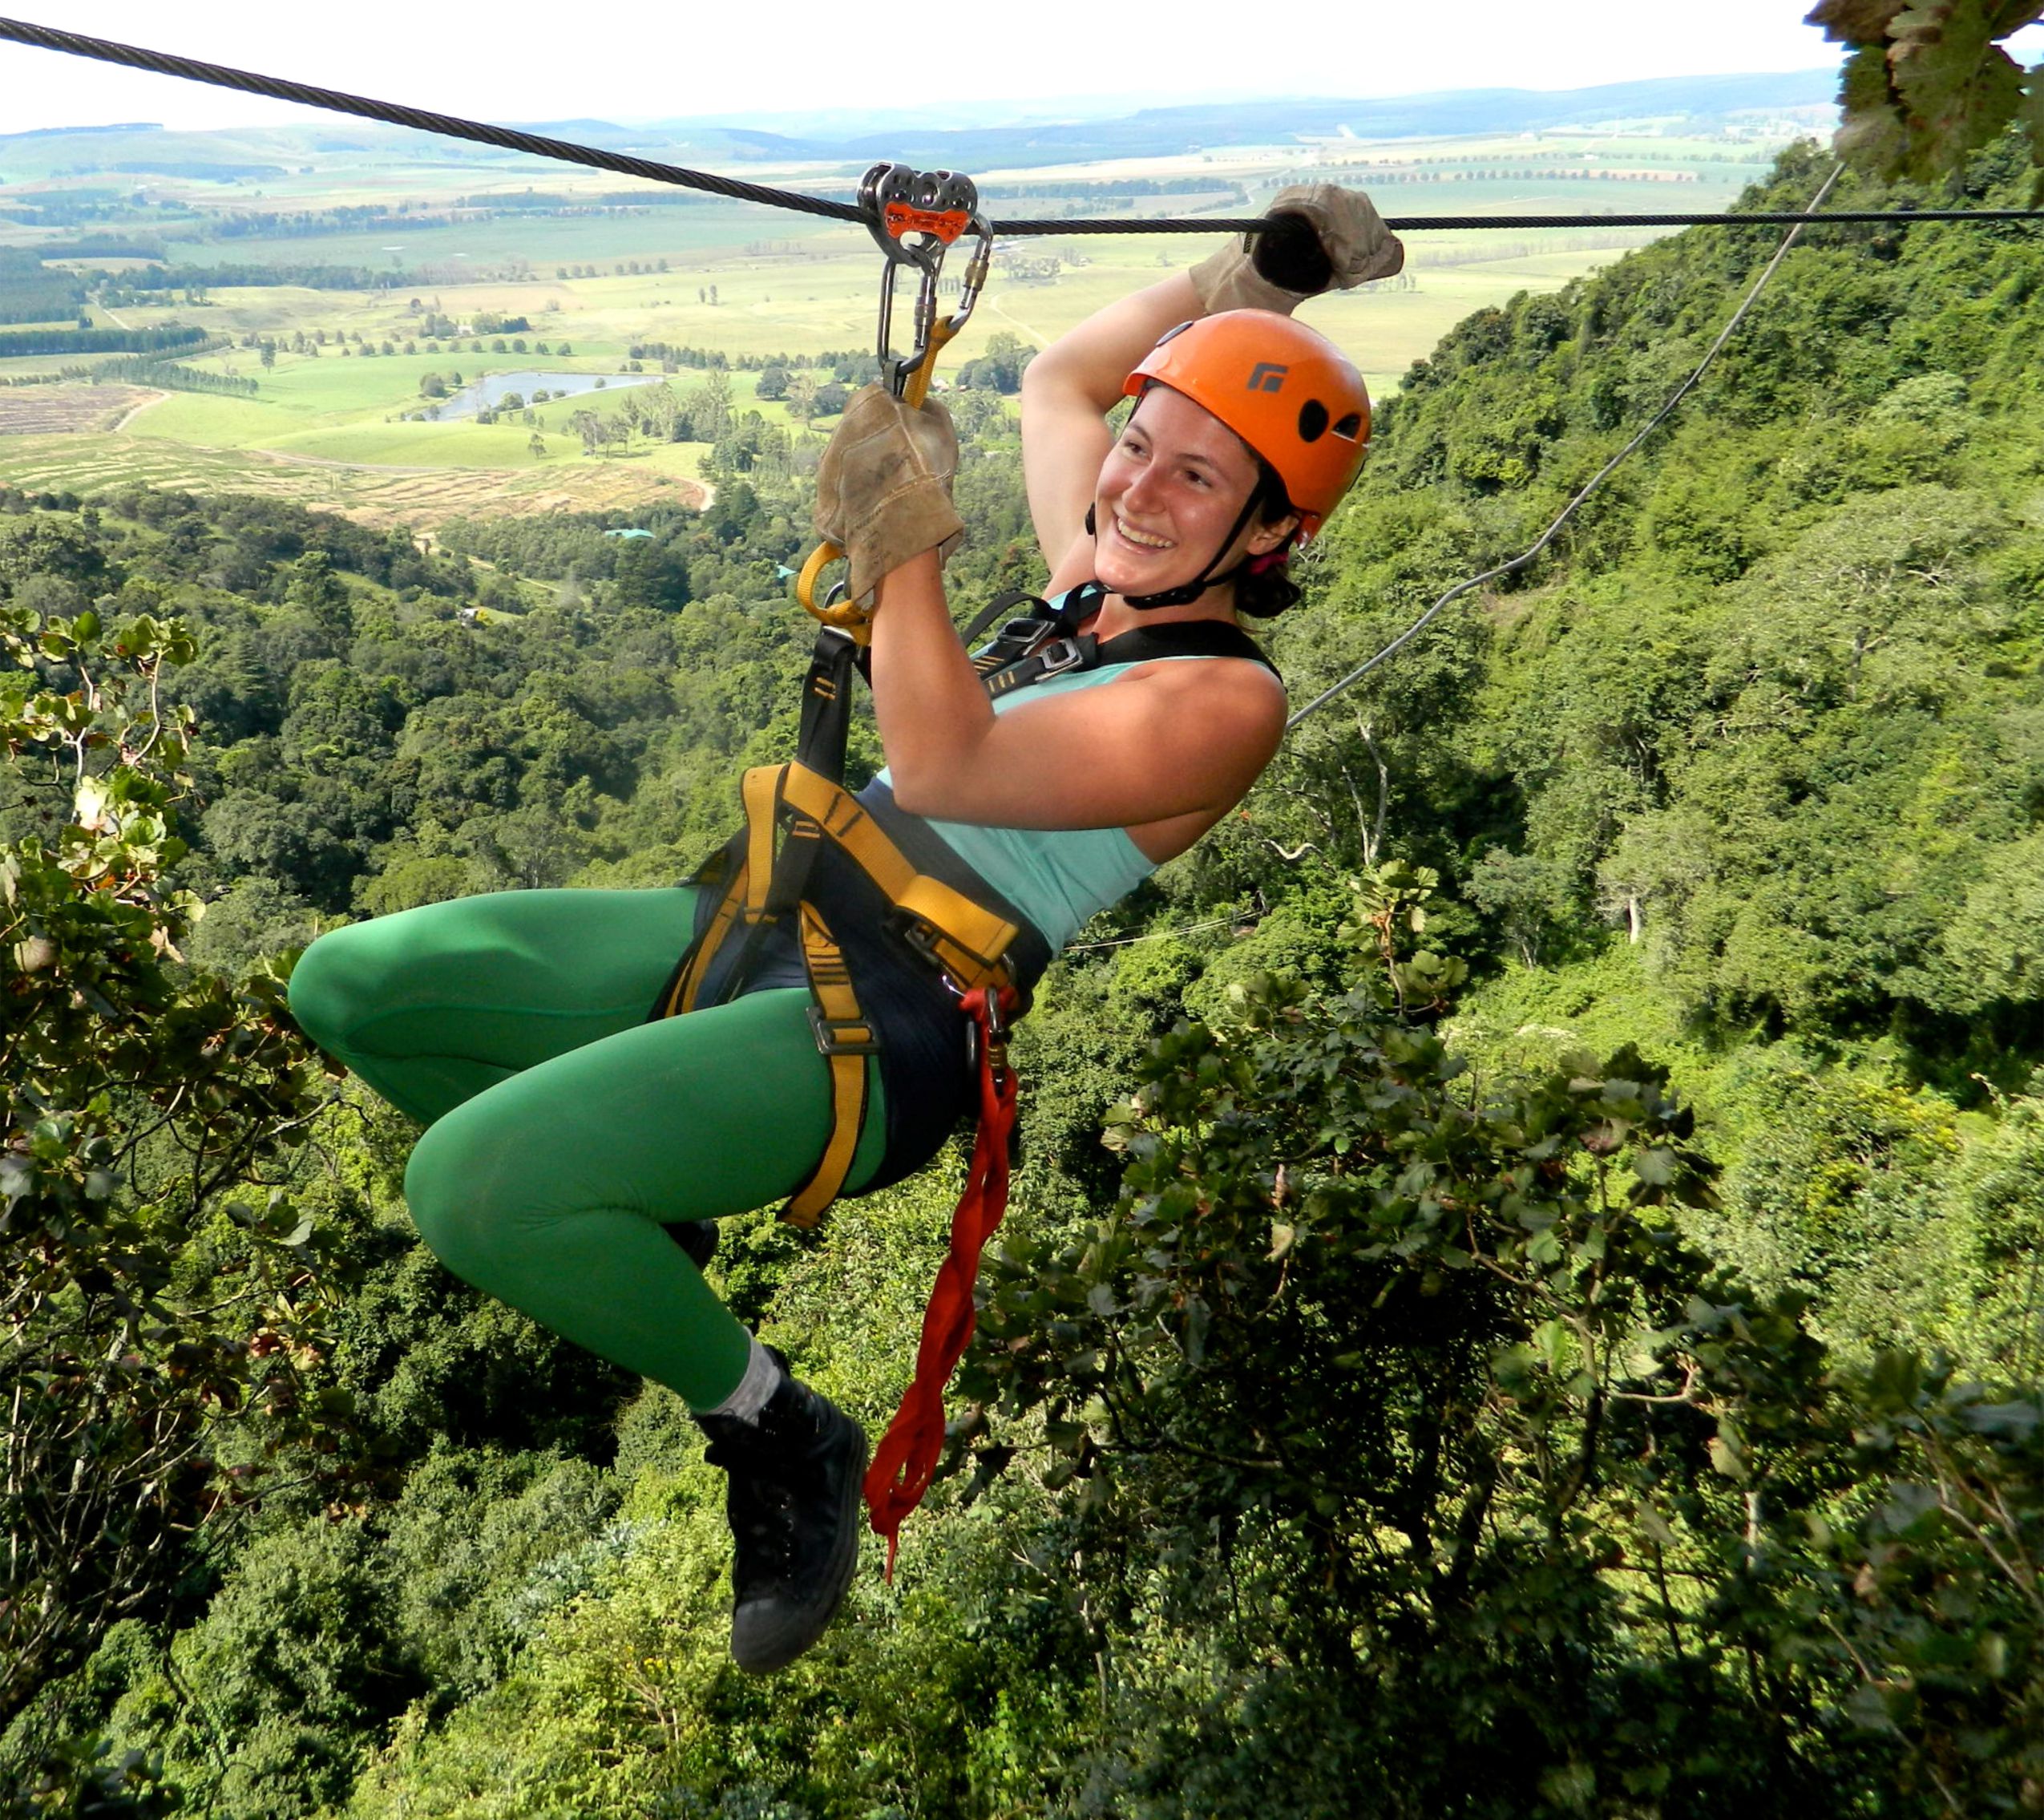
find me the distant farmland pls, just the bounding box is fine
[0,95,1817,526]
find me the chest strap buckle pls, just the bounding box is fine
[1032,636,1088,679]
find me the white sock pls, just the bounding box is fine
[701,1337,780,1425]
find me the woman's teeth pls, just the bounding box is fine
[1115,515,1173,550]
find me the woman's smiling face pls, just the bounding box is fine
[1090,384,1292,599]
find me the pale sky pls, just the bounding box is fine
[0,3,1833,134]
[2,2,2039,139]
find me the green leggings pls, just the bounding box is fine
[288,888,887,1410]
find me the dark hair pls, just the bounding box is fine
[1234,462,1303,620]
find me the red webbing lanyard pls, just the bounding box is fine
[862,985,1019,1576]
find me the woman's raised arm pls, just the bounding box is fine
[1019,270,1203,579]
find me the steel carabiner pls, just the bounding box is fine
[859,162,984,403]
[797,162,992,635]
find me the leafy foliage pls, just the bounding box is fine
[1264,139,2044,1096]
[964,876,2044,1812]
[1809,0,2044,187]
[7,135,2044,1816]
[0,593,362,1756]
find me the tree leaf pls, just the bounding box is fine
[1888,2,2027,176]
[1964,1398,2041,1440]
[1632,1147,1678,1186]
[1807,0,1912,39]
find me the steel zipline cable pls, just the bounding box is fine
[6,17,2044,237]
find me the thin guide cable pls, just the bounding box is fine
[1284,162,1848,731]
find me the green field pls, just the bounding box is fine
[158,202,840,273]
[0,124,1813,520]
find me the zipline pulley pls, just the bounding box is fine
[797,161,991,637]
[860,161,989,402]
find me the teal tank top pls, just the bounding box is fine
[875,657,1244,952]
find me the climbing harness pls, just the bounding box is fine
[653,554,1278,1562]
[648,621,1044,1231]
[796,163,992,637]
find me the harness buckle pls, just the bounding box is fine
[808,1005,881,1057]
[1032,636,1088,679]
[892,915,996,997]
[892,914,955,981]
[975,613,1053,658]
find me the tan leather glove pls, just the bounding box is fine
[1190,184,1405,313]
[813,384,963,608]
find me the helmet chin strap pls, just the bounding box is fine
[1085,492,1266,612]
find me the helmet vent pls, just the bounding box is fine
[1331,411,1364,442]
[1297,398,1329,443]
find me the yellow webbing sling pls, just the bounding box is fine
[657,752,1025,1228]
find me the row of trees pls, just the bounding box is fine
[82,357,257,397]
[555,260,673,277]
[0,325,206,360]
[0,248,87,326]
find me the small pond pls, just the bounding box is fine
[434,370,659,419]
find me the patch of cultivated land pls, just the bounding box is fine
[0,386,164,435]
[0,431,706,528]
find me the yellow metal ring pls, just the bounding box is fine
[796,540,872,637]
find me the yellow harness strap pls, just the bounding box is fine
[741,764,782,917]
[657,848,745,1018]
[787,901,878,1227]
[659,759,1025,1227]
[775,765,1020,989]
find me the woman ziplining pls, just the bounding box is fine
[287,180,1403,1674]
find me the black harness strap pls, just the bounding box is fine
[974,584,1282,698]
[704,626,864,1006]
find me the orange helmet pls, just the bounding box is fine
[1122,310,1371,540]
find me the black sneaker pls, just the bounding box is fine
[664,1219,718,1270]
[695,1348,868,1674]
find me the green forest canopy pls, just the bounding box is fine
[4,135,2044,1816]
